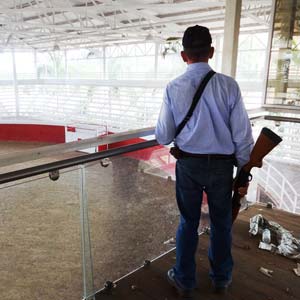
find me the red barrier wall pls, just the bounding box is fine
[98,133,163,160]
[0,124,65,143]
[0,125,161,160]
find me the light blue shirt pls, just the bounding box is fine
[155,62,254,167]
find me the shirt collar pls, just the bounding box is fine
[186,62,211,72]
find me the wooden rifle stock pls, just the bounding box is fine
[232,127,282,223]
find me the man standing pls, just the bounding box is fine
[155,25,253,297]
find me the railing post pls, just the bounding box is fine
[79,165,95,300]
[265,163,271,193]
[293,194,297,214]
[256,184,261,203]
[280,178,285,209]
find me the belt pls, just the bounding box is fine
[179,150,235,160]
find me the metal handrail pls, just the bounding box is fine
[0,139,158,185]
[264,115,300,124]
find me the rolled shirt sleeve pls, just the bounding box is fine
[155,85,176,145]
[230,83,254,167]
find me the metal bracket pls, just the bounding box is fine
[103,280,116,294]
[49,169,60,181]
[100,158,111,167]
[143,259,151,267]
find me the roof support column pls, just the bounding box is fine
[214,35,221,70]
[221,0,242,78]
[64,50,68,78]
[262,0,276,105]
[11,49,19,117]
[154,42,159,79]
[103,46,106,80]
[34,49,38,79]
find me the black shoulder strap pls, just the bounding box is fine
[174,70,215,138]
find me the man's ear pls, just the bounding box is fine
[209,47,214,59]
[181,51,188,62]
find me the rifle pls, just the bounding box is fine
[232,127,282,223]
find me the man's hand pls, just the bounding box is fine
[238,183,249,197]
[233,180,249,197]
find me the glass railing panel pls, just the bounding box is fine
[83,144,176,294]
[82,142,213,295]
[0,167,82,300]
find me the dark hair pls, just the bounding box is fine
[183,46,211,60]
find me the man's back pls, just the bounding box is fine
[155,62,253,167]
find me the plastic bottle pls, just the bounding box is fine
[262,228,271,244]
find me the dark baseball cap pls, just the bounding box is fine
[182,25,212,49]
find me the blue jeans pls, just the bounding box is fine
[173,156,234,289]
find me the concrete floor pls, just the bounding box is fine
[95,205,300,300]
